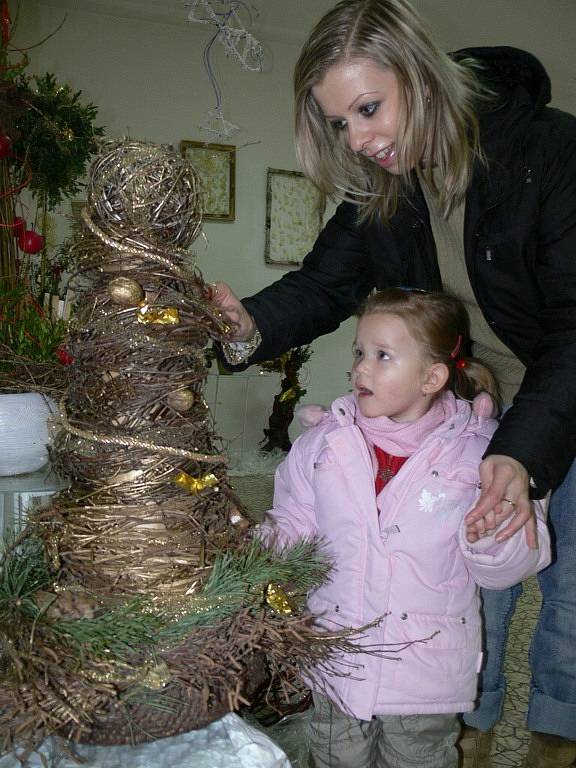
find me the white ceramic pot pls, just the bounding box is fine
[0,393,57,476]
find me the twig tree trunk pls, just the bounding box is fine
[0,158,18,293]
[261,358,300,453]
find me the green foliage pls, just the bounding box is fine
[260,346,312,376]
[0,536,52,624]
[56,600,166,660]
[0,53,29,82]
[11,72,105,210]
[0,286,66,366]
[205,537,330,598]
[159,538,331,644]
[0,536,331,670]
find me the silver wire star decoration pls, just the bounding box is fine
[186,0,264,140]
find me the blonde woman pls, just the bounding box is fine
[213,2,576,765]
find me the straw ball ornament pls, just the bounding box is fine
[87,140,203,249]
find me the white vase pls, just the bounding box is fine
[0,393,58,476]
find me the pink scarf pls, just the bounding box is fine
[354,394,450,457]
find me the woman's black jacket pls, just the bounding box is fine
[241,47,576,498]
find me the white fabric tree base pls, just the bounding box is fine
[0,714,291,768]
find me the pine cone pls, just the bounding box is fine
[35,588,98,620]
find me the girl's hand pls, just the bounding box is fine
[464,455,538,549]
[210,282,256,341]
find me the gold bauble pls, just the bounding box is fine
[139,661,171,691]
[166,388,195,412]
[108,276,145,305]
[265,583,295,616]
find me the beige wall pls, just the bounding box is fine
[12,0,576,454]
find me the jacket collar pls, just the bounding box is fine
[464,46,548,202]
[330,392,495,444]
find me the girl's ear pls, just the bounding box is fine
[422,362,449,395]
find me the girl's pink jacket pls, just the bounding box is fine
[260,392,551,720]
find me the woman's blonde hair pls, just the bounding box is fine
[359,289,500,405]
[294,0,488,223]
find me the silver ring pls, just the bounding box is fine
[502,498,516,507]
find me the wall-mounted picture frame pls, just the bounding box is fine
[179,140,236,222]
[70,199,87,224]
[265,168,325,266]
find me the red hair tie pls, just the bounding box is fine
[456,359,467,369]
[449,334,462,359]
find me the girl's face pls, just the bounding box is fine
[352,312,433,422]
[312,58,403,174]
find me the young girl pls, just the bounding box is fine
[260,290,550,768]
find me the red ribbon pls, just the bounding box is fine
[0,155,33,199]
[449,334,463,359]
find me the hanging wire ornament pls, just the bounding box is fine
[186,0,264,140]
[200,106,240,141]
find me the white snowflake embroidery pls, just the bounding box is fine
[418,488,446,514]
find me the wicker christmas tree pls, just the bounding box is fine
[0,141,365,752]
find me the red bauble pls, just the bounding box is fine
[18,229,44,254]
[0,134,12,158]
[12,216,25,236]
[55,346,74,366]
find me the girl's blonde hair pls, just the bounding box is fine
[359,289,500,404]
[294,0,488,223]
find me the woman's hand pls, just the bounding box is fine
[210,282,255,341]
[464,455,538,549]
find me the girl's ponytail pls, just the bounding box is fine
[451,356,500,409]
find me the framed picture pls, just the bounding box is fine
[179,140,236,221]
[70,200,87,224]
[265,168,325,266]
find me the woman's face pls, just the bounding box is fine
[312,58,403,174]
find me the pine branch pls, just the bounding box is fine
[55,599,165,660]
[0,535,331,668]
[0,536,52,622]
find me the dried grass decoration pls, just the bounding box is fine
[0,140,378,751]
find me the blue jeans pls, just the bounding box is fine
[463,458,576,739]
